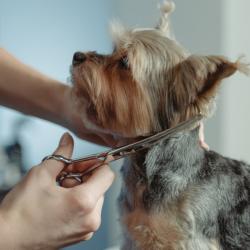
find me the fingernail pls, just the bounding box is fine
[59,132,71,146]
[104,155,114,163]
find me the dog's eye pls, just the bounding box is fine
[88,103,97,115]
[119,56,129,69]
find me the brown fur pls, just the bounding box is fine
[160,56,240,128]
[73,52,153,137]
[123,208,183,250]
[121,167,185,250]
[72,46,246,250]
[73,47,246,137]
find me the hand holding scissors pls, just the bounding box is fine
[43,115,203,185]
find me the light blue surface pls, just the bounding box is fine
[0,0,119,249]
[1,1,250,249]
[0,0,115,166]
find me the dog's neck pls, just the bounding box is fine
[120,127,205,212]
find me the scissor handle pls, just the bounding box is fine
[42,155,73,165]
[42,153,109,185]
[56,160,106,185]
[70,151,109,164]
[42,152,109,165]
[43,114,203,185]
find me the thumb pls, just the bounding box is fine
[42,132,74,179]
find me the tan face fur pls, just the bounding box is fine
[71,2,249,138]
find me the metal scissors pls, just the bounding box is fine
[42,114,203,184]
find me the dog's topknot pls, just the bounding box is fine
[157,1,175,37]
[160,0,175,14]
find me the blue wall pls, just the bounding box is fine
[0,0,119,249]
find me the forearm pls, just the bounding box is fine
[0,48,67,125]
[0,48,111,145]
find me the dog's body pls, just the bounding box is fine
[71,1,250,249]
[119,130,250,249]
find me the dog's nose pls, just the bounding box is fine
[72,52,86,66]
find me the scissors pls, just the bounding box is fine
[42,114,203,185]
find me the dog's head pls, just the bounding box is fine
[71,1,248,138]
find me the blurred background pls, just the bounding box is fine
[0,0,249,249]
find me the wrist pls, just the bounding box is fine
[55,83,75,129]
[47,82,70,126]
[57,84,87,134]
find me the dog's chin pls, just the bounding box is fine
[83,112,148,147]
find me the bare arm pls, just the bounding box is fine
[0,48,117,145]
[0,48,67,125]
[3,48,208,148]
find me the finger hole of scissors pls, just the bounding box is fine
[60,177,82,188]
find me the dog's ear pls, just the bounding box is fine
[173,55,249,116]
[156,1,175,38]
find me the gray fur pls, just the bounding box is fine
[119,128,250,249]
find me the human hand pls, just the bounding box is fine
[0,133,115,250]
[60,85,120,147]
[60,85,131,148]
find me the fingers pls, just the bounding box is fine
[61,156,114,188]
[73,164,115,203]
[61,178,79,188]
[65,155,113,173]
[41,132,74,178]
[81,232,94,241]
[80,196,104,241]
[85,196,104,233]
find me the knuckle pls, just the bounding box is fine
[81,192,96,213]
[104,167,115,183]
[22,165,41,187]
[29,165,39,174]
[37,165,49,176]
[26,165,40,179]
[24,165,52,190]
[81,232,94,241]
[85,214,101,232]
[72,191,96,213]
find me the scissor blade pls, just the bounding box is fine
[67,115,203,165]
[71,151,109,164]
[107,114,203,159]
[56,115,203,184]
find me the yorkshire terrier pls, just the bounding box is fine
[71,1,250,249]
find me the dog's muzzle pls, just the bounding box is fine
[73,52,86,66]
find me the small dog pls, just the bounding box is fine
[71,1,250,249]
